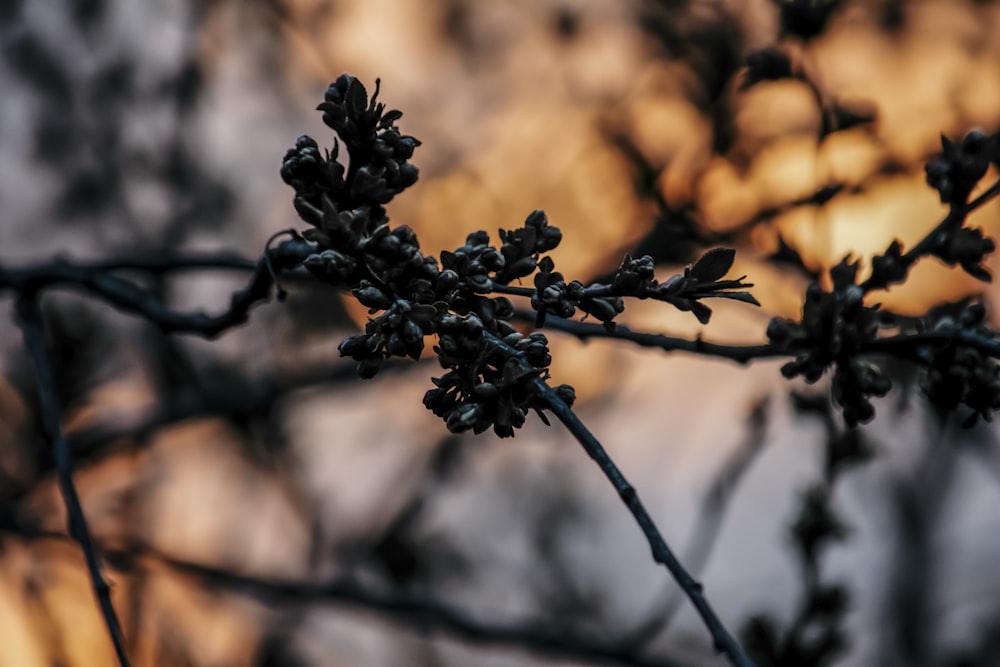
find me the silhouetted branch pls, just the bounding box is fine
[96,542,686,667]
[14,293,132,667]
[0,237,314,337]
[474,330,757,667]
[64,359,426,469]
[515,308,781,363]
[625,398,772,648]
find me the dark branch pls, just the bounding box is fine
[0,238,315,337]
[94,543,684,667]
[15,293,132,667]
[516,309,782,364]
[479,331,757,667]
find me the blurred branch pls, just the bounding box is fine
[65,359,425,469]
[90,541,685,667]
[0,237,315,337]
[14,292,132,667]
[880,416,959,666]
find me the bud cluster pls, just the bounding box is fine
[925,130,998,206]
[282,75,760,437]
[280,73,421,256]
[921,303,1000,427]
[768,259,890,425]
[422,314,574,438]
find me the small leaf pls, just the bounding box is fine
[962,261,992,282]
[690,300,712,324]
[711,291,761,306]
[381,109,403,125]
[345,78,368,120]
[691,248,736,283]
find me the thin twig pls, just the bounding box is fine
[0,238,315,337]
[860,177,1000,292]
[64,359,426,470]
[624,397,771,648]
[77,541,684,667]
[535,381,756,666]
[480,331,757,666]
[15,293,132,667]
[515,309,782,363]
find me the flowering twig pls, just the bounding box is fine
[275,73,760,664]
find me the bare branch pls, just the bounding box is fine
[15,293,132,667]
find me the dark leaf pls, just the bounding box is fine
[345,78,368,120]
[710,291,761,306]
[691,248,736,283]
[690,300,712,324]
[962,262,992,283]
[381,109,403,125]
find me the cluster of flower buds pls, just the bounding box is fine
[422,315,572,437]
[360,223,440,294]
[281,73,421,253]
[932,226,995,282]
[612,254,656,296]
[284,75,762,438]
[495,210,563,284]
[338,297,438,377]
[768,259,890,425]
[865,240,907,290]
[922,303,1000,427]
[531,257,624,328]
[317,74,419,205]
[925,130,995,206]
[439,231,506,295]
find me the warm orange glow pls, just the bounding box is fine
[6,1,1000,665]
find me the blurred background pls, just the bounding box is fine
[2,0,1000,665]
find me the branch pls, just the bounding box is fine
[900,178,1000,267]
[0,238,315,337]
[15,293,131,667]
[535,386,755,666]
[624,398,771,648]
[94,543,684,667]
[65,358,426,469]
[865,329,1000,360]
[517,309,783,364]
[480,332,756,666]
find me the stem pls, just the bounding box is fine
[0,239,314,337]
[536,384,756,667]
[515,309,783,363]
[483,331,756,667]
[15,293,132,667]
